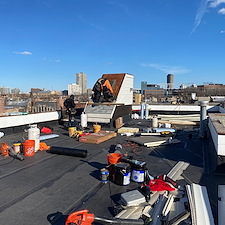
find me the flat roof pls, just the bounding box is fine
[0,119,224,224]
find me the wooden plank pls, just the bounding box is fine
[115,117,124,129]
[117,127,139,133]
[159,120,198,125]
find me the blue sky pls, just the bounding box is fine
[1,0,225,93]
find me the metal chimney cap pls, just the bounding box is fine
[198,100,209,106]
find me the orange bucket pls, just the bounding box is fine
[23,140,35,156]
[107,153,122,165]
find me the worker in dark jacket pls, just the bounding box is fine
[92,78,103,103]
[64,95,76,121]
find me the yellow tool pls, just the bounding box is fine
[72,130,83,138]
[160,131,173,137]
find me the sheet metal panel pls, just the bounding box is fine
[218,185,225,225]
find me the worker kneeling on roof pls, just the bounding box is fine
[92,78,115,103]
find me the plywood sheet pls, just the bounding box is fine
[129,136,168,146]
[79,131,117,144]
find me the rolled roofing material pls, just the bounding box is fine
[48,146,88,158]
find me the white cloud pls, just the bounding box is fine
[218,7,225,14]
[191,0,225,35]
[191,0,210,35]
[43,57,61,63]
[220,30,225,33]
[141,63,191,75]
[14,51,32,55]
[209,0,225,8]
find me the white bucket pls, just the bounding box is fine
[151,117,158,128]
[131,169,145,183]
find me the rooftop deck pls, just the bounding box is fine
[0,118,224,225]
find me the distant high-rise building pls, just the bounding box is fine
[167,74,174,90]
[11,88,20,94]
[76,72,87,94]
[0,87,10,95]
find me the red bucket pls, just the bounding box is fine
[23,140,35,157]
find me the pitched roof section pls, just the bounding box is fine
[102,73,132,97]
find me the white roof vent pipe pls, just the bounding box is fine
[199,100,209,138]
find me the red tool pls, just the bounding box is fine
[65,209,144,225]
[65,209,94,225]
[0,142,10,157]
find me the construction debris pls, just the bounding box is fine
[114,161,192,223]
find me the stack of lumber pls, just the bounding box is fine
[157,114,200,126]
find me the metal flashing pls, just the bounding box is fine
[186,183,215,225]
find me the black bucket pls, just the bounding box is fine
[113,162,131,186]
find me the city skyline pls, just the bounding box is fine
[1,0,225,93]
[1,72,225,94]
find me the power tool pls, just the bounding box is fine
[65,209,144,225]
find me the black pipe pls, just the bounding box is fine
[9,147,24,161]
[94,217,144,225]
[48,146,88,158]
